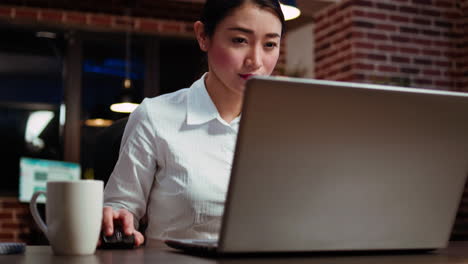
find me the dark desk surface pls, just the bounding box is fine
[3,242,468,264]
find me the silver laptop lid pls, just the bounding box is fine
[219,76,468,253]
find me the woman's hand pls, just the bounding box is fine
[98,206,145,247]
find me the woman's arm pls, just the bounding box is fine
[101,99,157,246]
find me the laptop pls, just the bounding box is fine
[165,76,468,254]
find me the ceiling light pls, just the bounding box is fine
[280,0,301,21]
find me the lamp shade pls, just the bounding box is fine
[110,78,139,113]
[280,0,301,21]
[85,104,114,127]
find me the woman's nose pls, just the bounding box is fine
[245,47,262,71]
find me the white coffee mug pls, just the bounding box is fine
[30,180,103,255]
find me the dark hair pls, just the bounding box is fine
[200,0,286,38]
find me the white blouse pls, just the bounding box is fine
[103,74,240,240]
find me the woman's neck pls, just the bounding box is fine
[204,72,243,124]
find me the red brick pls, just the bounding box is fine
[328,69,340,77]
[354,63,374,70]
[414,79,433,85]
[354,52,369,59]
[315,35,327,44]
[354,21,374,29]
[422,49,441,56]
[392,56,411,63]
[376,24,397,31]
[1,202,27,210]
[354,0,373,7]
[368,54,387,61]
[0,7,11,17]
[366,12,387,20]
[412,38,432,46]
[114,17,133,27]
[434,40,452,47]
[456,82,468,90]
[315,73,326,79]
[435,60,452,67]
[444,71,462,78]
[184,24,194,33]
[138,19,160,32]
[422,29,440,37]
[376,3,397,10]
[435,80,453,87]
[161,22,182,33]
[401,67,420,74]
[327,6,338,17]
[353,74,366,81]
[40,9,62,22]
[415,59,432,66]
[65,12,86,24]
[15,8,37,20]
[368,75,388,83]
[392,35,410,43]
[400,26,419,34]
[421,9,441,17]
[2,222,25,229]
[89,14,112,27]
[314,14,325,24]
[354,42,375,49]
[315,22,331,34]
[0,212,13,219]
[337,76,354,82]
[412,0,432,5]
[377,45,398,52]
[332,15,344,25]
[423,69,441,76]
[353,10,366,17]
[390,15,410,23]
[443,11,460,19]
[0,233,14,239]
[400,47,419,54]
[444,51,462,58]
[339,1,353,11]
[435,0,453,8]
[413,18,431,25]
[400,6,419,14]
[351,31,365,38]
[368,33,388,41]
[378,65,398,72]
[340,65,352,73]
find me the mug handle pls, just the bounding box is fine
[29,191,48,237]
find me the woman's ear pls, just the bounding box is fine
[194,21,209,52]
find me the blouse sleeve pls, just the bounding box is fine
[103,98,157,227]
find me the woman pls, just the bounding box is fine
[101,0,285,247]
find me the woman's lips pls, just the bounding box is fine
[239,74,254,80]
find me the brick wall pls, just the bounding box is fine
[0,197,36,243]
[452,0,468,240]
[0,5,195,38]
[314,0,468,240]
[314,0,464,90]
[457,0,468,91]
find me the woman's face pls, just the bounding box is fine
[202,2,282,96]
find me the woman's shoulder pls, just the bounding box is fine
[144,88,190,107]
[136,88,190,124]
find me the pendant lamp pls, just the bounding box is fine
[110,11,139,114]
[280,0,301,21]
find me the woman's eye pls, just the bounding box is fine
[232,37,247,44]
[265,42,278,48]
